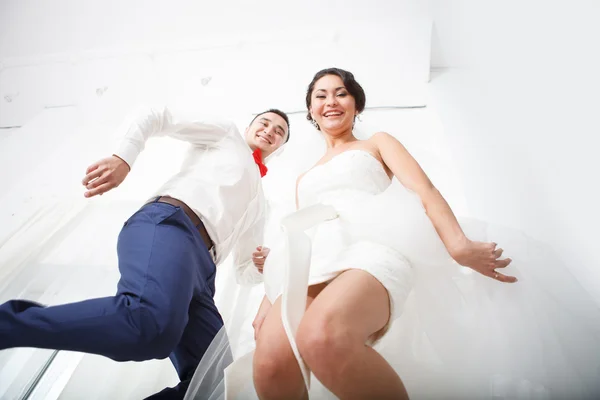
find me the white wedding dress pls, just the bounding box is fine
[185,150,600,399]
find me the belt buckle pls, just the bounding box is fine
[209,246,217,264]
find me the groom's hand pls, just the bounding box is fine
[252,246,270,274]
[82,155,130,198]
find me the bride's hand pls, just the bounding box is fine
[451,240,517,283]
[253,295,272,340]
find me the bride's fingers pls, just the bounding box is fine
[492,270,518,283]
[493,248,504,258]
[495,258,512,269]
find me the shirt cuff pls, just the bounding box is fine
[114,139,141,169]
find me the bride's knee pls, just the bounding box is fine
[296,317,355,372]
[253,350,282,381]
[253,345,300,385]
[253,348,305,397]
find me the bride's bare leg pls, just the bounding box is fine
[253,284,326,400]
[296,270,409,400]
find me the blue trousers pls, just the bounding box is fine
[0,201,223,395]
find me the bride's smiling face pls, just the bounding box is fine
[309,74,357,134]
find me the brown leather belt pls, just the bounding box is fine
[147,196,214,251]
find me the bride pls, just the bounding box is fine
[252,67,514,400]
[185,68,600,399]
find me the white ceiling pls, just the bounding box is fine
[1,0,598,71]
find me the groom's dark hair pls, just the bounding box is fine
[250,109,291,143]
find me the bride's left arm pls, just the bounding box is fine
[373,132,516,283]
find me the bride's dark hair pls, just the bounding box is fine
[305,67,366,130]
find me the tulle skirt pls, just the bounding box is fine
[186,184,600,399]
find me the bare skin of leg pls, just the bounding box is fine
[296,269,409,400]
[253,283,327,400]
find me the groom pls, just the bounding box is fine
[0,105,290,398]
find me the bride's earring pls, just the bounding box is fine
[311,119,319,130]
[353,114,361,129]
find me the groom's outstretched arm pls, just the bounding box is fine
[82,105,235,198]
[113,104,235,169]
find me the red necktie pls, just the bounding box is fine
[252,149,268,178]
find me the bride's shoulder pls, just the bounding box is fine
[368,131,404,149]
[369,131,395,141]
[363,132,394,150]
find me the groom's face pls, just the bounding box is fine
[245,112,289,157]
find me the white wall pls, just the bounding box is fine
[428,0,600,300]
